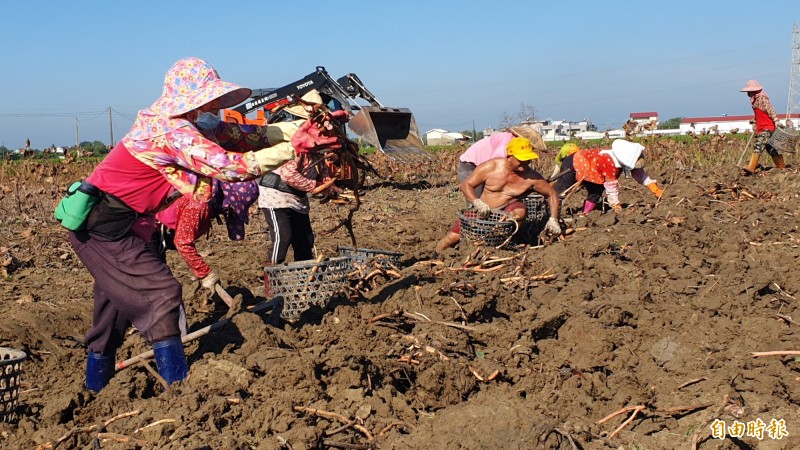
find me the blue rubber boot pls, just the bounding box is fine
[152,337,188,385]
[86,351,115,393]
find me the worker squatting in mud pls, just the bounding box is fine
[435,135,562,256]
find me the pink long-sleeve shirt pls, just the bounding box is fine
[459,132,514,166]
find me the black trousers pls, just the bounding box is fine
[553,154,605,204]
[261,208,315,264]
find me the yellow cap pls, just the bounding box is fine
[506,137,539,161]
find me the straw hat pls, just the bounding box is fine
[740,80,764,92]
[284,90,323,118]
[508,126,546,152]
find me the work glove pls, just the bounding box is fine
[545,217,562,235]
[200,271,220,291]
[647,182,664,199]
[290,110,350,154]
[612,203,623,213]
[472,199,491,219]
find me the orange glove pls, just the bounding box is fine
[612,203,623,213]
[647,182,664,199]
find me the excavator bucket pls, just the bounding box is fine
[347,106,431,163]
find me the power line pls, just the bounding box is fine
[0,111,107,118]
[111,108,137,122]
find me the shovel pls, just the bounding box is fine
[115,298,277,371]
[737,132,756,167]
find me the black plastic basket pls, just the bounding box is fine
[265,257,350,321]
[768,127,799,153]
[337,246,403,271]
[458,208,516,247]
[1,347,26,423]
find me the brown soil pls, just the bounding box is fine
[2,148,800,450]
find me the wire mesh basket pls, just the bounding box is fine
[1,347,26,423]
[337,246,403,271]
[459,208,517,247]
[522,194,548,223]
[768,127,799,153]
[516,194,550,244]
[265,257,350,321]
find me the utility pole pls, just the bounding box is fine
[75,118,80,150]
[108,107,115,147]
[787,23,800,124]
[472,120,476,144]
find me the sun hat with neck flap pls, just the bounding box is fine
[126,57,252,141]
[609,139,645,169]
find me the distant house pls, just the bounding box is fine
[425,129,467,145]
[630,112,659,125]
[498,119,592,142]
[574,129,626,140]
[679,114,796,134]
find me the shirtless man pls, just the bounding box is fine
[435,137,561,254]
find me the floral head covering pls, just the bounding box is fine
[211,179,260,240]
[126,57,251,141]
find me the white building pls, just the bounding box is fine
[527,119,595,142]
[574,129,626,140]
[425,129,467,145]
[630,111,659,126]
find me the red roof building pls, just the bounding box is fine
[630,112,659,119]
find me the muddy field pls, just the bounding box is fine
[2,139,800,450]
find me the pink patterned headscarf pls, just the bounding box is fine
[126,57,251,141]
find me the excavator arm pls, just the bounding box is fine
[223,67,429,162]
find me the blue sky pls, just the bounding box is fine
[1,1,797,149]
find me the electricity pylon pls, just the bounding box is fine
[787,23,800,122]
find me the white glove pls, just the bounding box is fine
[472,199,491,218]
[545,217,562,235]
[201,271,220,291]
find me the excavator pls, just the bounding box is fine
[222,66,429,163]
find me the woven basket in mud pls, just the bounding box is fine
[265,257,350,321]
[458,208,516,247]
[337,246,403,271]
[1,347,26,423]
[768,127,799,153]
